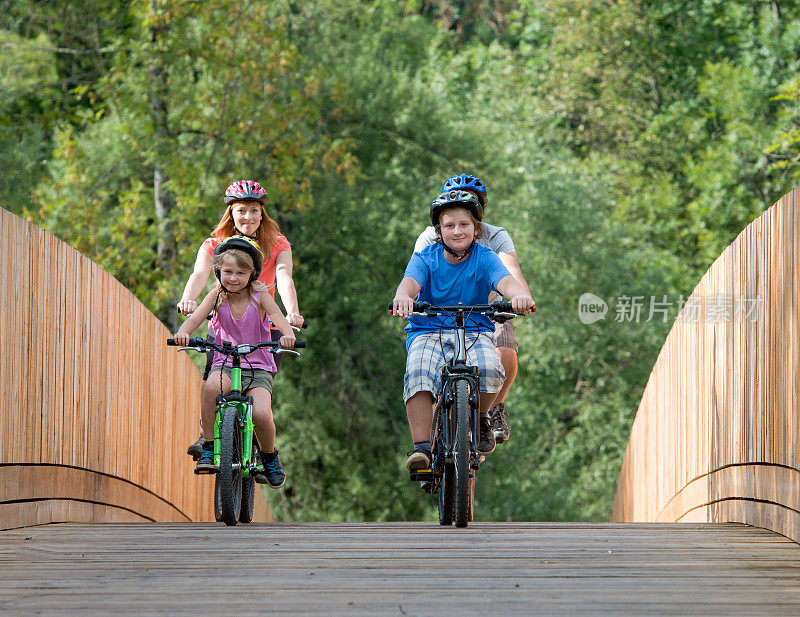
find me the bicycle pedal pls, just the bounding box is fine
[409,469,433,482]
[194,467,217,475]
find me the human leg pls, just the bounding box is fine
[403,333,446,470]
[187,339,216,458]
[490,321,519,444]
[195,369,233,472]
[249,383,285,488]
[466,333,505,454]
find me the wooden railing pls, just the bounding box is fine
[0,207,269,528]
[612,188,800,543]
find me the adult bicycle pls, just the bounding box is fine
[396,300,526,528]
[166,336,305,526]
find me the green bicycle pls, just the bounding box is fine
[167,336,304,526]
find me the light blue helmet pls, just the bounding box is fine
[441,174,487,206]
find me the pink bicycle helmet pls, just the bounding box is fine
[224,180,268,205]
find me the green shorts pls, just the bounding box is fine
[208,366,275,393]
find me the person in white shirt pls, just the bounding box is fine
[411,174,532,445]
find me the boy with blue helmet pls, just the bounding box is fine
[412,174,531,445]
[393,190,534,471]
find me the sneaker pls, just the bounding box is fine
[492,403,511,444]
[478,415,496,454]
[261,451,286,488]
[405,448,432,472]
[194,442,216,474]
[187,435,204,461]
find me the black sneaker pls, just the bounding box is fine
[405,448,432,472]
[194,442,216,474]
[262,451,286,488]
[187,435,204,461]
[492,403,511,444]
[478,415,496,454]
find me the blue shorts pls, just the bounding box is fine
[403,332,505,402]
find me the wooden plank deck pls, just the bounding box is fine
[1,522,799,615]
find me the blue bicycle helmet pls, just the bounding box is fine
[441,174,487,205]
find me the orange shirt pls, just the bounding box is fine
[202,235,291,298]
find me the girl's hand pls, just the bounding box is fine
[280,334,296,350]
[392,296,415,319]
[252,281,269,293]
[177,299,197,316]
[511,294,535,315]
[174,331,190,346]
[286,313,304,328]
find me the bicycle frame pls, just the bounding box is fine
[212,353,256,478]
[430,313,482,486]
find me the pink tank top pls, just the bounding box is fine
[211,291,277,373]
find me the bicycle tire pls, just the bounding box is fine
[218,406,243,526]
[239,476,255,523]
[435,416,454,525]
[453,379,471,527]
[214,478,223,522]
[438,461,455,525]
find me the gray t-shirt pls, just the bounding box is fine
[413,222,516,255]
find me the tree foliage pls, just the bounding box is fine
[5,0,800,522]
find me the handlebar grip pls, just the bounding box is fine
[167,337,208,347]
[492,301,513,312]
[388,301,430,313]
[293,341,306,349]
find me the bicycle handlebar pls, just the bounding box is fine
[166,337,306,352]
[387,300,531,317]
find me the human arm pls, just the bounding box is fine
[173,290,218,345]
[412,227,438,254]
[260,292,296,349]
[392,277,422,319]
[177,246,214,315]
[496,275,535,314]
[498,252,531,297]
[274,247,304,327]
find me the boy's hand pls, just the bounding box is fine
[174,332,190,346]
[511,295,535,315]
[280,334,296,350]
[392,296,415,319]
[177,300,197,316]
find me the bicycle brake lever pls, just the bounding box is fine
[178,346,205,353]
[273,348,301,356]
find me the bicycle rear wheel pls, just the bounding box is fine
[218,406,243,526]
[453,379,471,528]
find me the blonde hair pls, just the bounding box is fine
[212,199,282,256]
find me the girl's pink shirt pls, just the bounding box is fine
[202,235,290,298]
[210,291,277,373]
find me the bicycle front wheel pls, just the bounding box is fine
[218,406,243,526]
[435,420,454,526]
[453,379,471,528]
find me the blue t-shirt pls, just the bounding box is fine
[403,243,511,349]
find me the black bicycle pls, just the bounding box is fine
[398,301,524,528]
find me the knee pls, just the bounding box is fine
[497,347,518,369]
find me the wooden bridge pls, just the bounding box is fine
[2,189,800,614]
